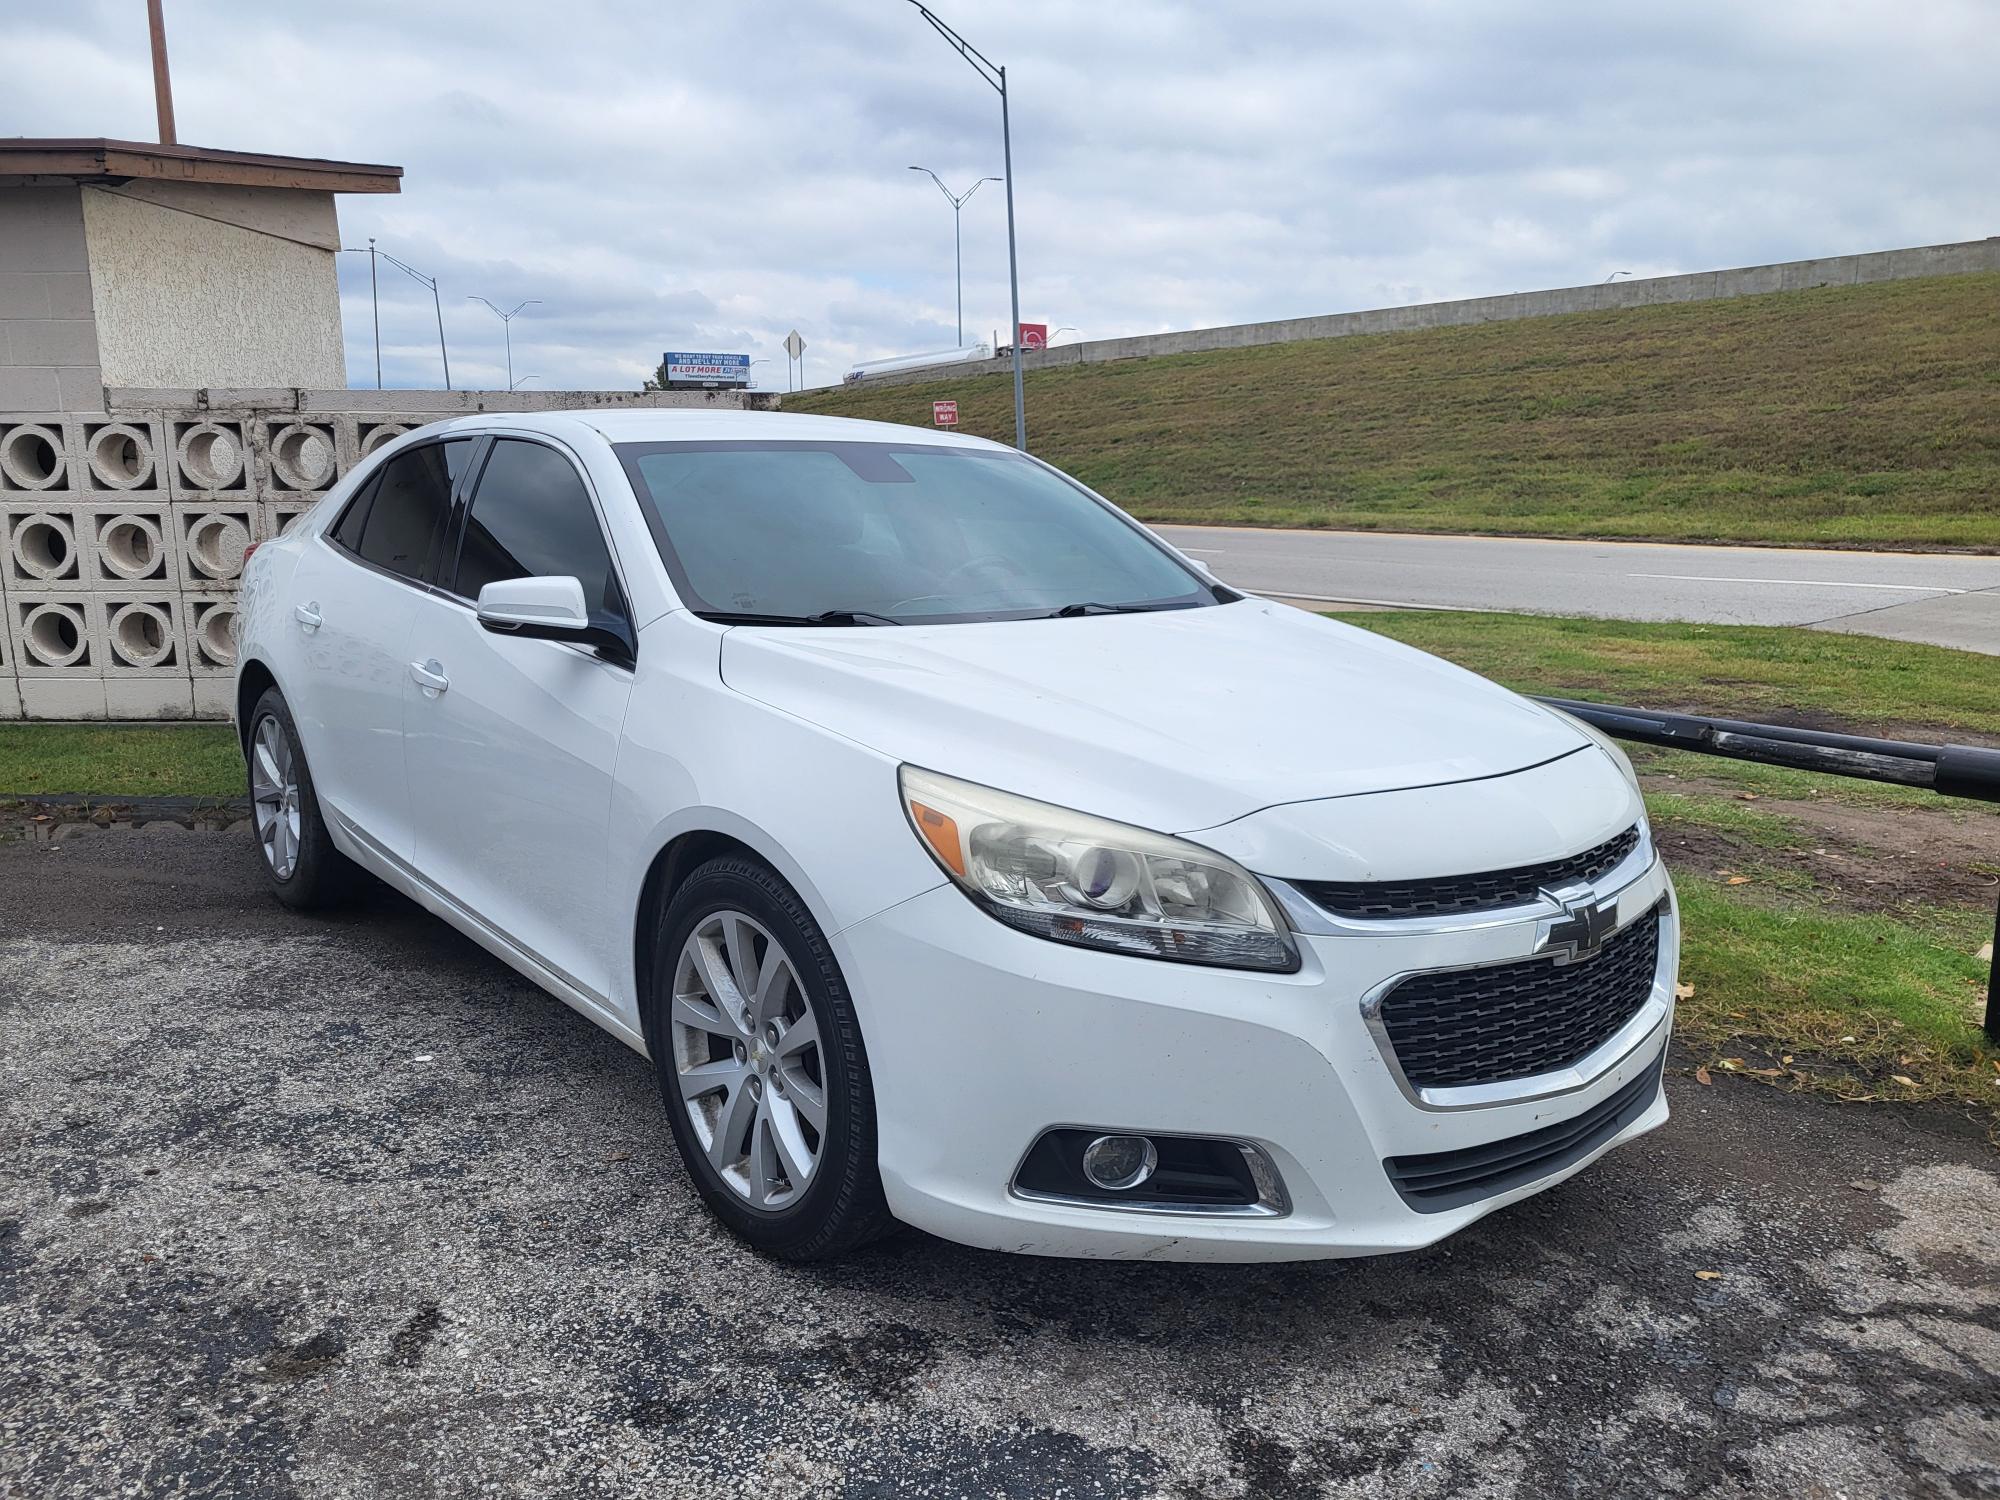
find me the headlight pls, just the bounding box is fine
[899,766,1299,973]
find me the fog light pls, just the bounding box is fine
[1080,1134,1157,1192]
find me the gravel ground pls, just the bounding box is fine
[3,821,1997,1500]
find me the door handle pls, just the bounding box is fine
[294,602,322,631]
[409,658,450,696]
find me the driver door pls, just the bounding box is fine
[400,436,637,1008]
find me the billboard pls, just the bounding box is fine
[663,352,752,386]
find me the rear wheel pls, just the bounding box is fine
[246,686,359,910]
[648,855,897,1260]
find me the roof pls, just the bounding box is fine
[416,407,1010,450]
[0,138,401,194]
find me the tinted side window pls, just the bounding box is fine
[328,473,378,552]
[453,440,623,619]
[354,441,468,581]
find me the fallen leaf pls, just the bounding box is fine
[1674,982,1695,1000]
[1781,1055,1794,1065]
[1891,1075,1917,1087]
[1737,792,1759,801]
[1695,1065,1713,1085]
[1747,1067,1784,1077]
[1720,1058,1746,1070]
[1725,875,1753,886]
[1695,1270,1723,1281]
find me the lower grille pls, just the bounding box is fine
[1376,902,1664,1090]
[1385,1055,1664,1213]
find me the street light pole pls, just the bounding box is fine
[468,296,540,392]
[340,244,453,388]
[909,167,998,348]
[368,239,381,388]
[908,2,1027,451]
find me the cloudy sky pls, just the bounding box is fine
[7,1,1996,392]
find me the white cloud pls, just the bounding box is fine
[5,0,1995,391]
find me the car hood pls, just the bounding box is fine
[718,599,1589,836]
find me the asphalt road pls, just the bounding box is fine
[1155,526,2000,655]
[5,821,1998,1499]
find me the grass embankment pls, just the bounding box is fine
[1350,611,1999,1116]
[792,272,2000,548]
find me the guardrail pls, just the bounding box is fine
[1536,697,2000,1045]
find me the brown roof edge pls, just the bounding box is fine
[0,138,402,194]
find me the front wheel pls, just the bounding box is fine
[647,855,897,1260]
[246,686,360,910]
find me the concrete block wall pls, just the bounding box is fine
[0,386,775,720]
[830,237,2000,391]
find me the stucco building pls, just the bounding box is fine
[0,138,401,411]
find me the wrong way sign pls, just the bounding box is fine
[932,400,959,427]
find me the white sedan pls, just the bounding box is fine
[234,409,1678,1262]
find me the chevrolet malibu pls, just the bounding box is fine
[233,409,1678,1262]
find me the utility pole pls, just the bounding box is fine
[146,0,177,145]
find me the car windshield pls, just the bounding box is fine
[615,440,1223,624]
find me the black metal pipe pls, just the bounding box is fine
[1538,697,2000,804]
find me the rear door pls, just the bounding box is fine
[285,436,473,859]
[401,436,637,1005]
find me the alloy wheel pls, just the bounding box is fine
[670,909,827,1210]
[249,714,302,880]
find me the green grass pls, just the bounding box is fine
[0,724,242,798]
[791,272,2000,548]
[1672,880,1995,1106]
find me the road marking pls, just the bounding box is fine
[1627,573,1966,594]
[1259,590,1503,612]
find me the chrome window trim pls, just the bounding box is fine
[1359,893,1678,1112]
[1007,1129,1292,1218]
[1265,822,1656,938]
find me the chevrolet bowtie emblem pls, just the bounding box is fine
[1536,887,1618,965]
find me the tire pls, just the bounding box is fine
[245,686,361,910]
[647,854,897,1260]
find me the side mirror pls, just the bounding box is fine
[476,576,633,663]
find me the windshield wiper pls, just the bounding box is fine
[1043,601,1175,618]
[806,609,903,627]
[694,608,902,627]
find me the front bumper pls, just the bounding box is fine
[836,853,1677,1262]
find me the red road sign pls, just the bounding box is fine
[933,400,959,427]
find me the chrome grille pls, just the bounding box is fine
[1376,902,1664,1090]
[1301,825,1641,921]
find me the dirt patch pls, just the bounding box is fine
[1647,787,2000,917]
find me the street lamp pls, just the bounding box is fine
[511,374,541,390]
[340,240,453,389]
[907,1,1027,451]
[1604,270,1632,282]
[1052,325,1077,344]
[909,167,999,348]
[467,296,541,391]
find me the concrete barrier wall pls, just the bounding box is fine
[828,238,2000,391]
[0,385,774,720]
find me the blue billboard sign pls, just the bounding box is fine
[663,352,751,386]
